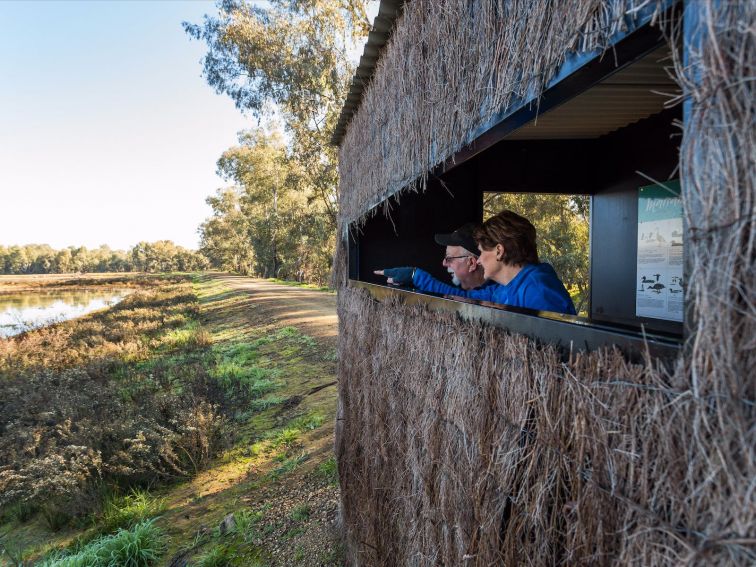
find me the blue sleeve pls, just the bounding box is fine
[412,269,497,301]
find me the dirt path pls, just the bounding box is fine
[170,274,344,566]
[213,275,337,346]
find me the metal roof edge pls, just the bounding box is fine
[330,0,406,146]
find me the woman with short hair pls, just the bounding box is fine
[472,209,576,315]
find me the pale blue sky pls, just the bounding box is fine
[0,1,252,250]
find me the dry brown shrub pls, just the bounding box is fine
[0,365,228,522]
[0,280,231,524]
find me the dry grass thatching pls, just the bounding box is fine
[333,0,755,565]
[337,287,754,565]
[337,0,669,228]
[332,0,671,289]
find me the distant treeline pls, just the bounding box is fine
[0,241,208,274]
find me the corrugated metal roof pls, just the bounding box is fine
[331,0,405,146]
[505,47,678,140]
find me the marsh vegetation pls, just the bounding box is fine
[0,275,340,566]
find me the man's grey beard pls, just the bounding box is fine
[448,268,461,287]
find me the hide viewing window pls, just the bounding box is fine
[348,24,684,358]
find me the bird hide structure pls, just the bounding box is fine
[331,0,755,565]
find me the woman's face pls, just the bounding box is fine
[476,244,502,280]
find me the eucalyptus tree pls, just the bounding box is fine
[185,0,371,279]
[199,187,257,274]
[217,129,291,277]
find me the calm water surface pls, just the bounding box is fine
[0,290,126,338]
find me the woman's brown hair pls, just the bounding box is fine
[474,209,539,266]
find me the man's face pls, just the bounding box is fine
[442,245,483,290]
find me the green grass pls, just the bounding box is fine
[206,327,325,411]
[195,543,235,567]
[283,526,306,539]
[38,519,166,567]
[0,500,38,524]
[233,509,265,543]
[269,453,309,481]
[315,456,339,485]
[270,428,300,450]
[293,546,306,561]
[274,326,317,349]
[100,489,167,533]
[188,508,269,567]
[247,396,285,412]
[210,338,292,401]
[289,504,310,522]
[218,342,261,364]
[290,412,325,431]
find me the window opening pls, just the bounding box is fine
[346,33,683,354]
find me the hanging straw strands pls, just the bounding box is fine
[337,0,661,228]
[337,286,754,565]
[333,0,754,564]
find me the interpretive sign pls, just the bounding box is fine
[636,180,683,322]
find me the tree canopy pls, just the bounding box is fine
[185,0,371,283]
[199,127,335,283]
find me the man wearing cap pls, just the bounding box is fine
[374,222,494,294]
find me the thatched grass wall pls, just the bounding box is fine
[335,0,754,564]
[337,0,669,227]
[337,288,753,565]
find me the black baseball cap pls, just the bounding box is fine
[434,222,480,256]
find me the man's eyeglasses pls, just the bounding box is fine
[443,255,475,263]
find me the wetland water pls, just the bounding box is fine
[0,289,126,338]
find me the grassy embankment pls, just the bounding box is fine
[0,274,340,566]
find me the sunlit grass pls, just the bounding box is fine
[100,489,167,533]
[38,519,166,567]
[264,278,332,292]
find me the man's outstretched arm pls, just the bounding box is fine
[374,268,496,300]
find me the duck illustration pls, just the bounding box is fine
[647,283,666,293]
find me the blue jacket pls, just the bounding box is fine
[413,263,576,315]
